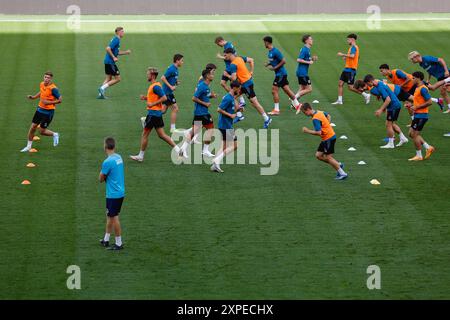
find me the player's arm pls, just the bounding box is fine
[396,70,411,88]
[245,57,254,75]
[216,53,225,60]
[338,46,356,58]
[147,95,167,107]
[118,49,131,56]
[272,58,286,72]
[161,75,176,91]
[412,88,432,111]
[105,46,118,63]
[99,172,107,183]
[192,96,211,108]
[217,107,236,119]
[303,119,322,136]
[27,91,40,100]
[375,96,391,117]
[41,88,62,105]
[297,58,313,65]
[438,58,450,77]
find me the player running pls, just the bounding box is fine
[211,81,242,173]
[408,51,450,113]
[332,34,371,105]
[295,34,317,111]
[407,71,435,161]
[161,54,184,133]
[224,48,272,128]
[360,75,409,148]
[180,68,217,158]
[98,27,131,99]
[99,137,125,251]
[301,103,348,180]
[130,67,181,162]
[262,36,301,116]
[20,71,61,152]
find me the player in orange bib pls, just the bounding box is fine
[20,71,62,152]
[301,103,348,180]
[130,67,181,162]
[332,34,371,105]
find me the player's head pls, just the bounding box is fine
[104,137,116,153]
[214,36,226,47]
[173,54,184,67]
[412,71,425,84]
[205,63,217,74]
[379,64,391,76]
[263,36,273,49]
[347,33,357,45]
[43,71,53,85]
[147,67,159,81]
[363,74,375,86]
[202,68,214,82]
[230,80,241,95]
[408,51,422,64]
[353,79,368,92]
[115,27,124,37]
[223,48,236,61]
[302,34,313,46]
[300,102,314,116]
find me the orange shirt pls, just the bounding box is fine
[344,45,359,70]
[413,84,430,114]
[38,82,58,110]
[312,111,335,141]
[147,82,164,111]
[387,69,414,92]
[231,56,252,84]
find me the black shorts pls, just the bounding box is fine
[317,138,336,155]
[219,128,237,142]
[411,117,428,131]
[105,63,120,76]
[437,75,449,81]
[193,114,214,129]
[32,110,54,129]
[241,84,256,99]
[298,76,311,86]
[340,70,356,85]
[273,75,289,87]
[221,74,230,82]
[106,197,124,217]
[407,84,418,96]
[144,114,164,129]
[387,108,401,121]
[163,93,176,106]
[397,89,412,102]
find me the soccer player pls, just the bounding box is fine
[407,71,435,161]
[98,27,131,99]
[99,137,125,251]
[224,48,272,128]
[20,71,61,152]
[295,34,317,110]
[409,51,450,113]
[161,54,184,133]
[211,81,242,173]
[332,34,371,105]
[360,75,409,148]
[301,103,348,180]
[130,67,181,162]
[262,36,301,115]
[180,68,217,158]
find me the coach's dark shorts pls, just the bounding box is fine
[105,63,120,76]
[144,114,164,129]
[397,89,412,102]
[340,69,356,85]
[387,108,401,121]
[163,93,176,106]
[193,114,214,129]
[411,117,428,131]
[298,76,311,86]
[317,137,336,155]
[106,197,124,217]
[273,75,289,87]
[219,128,237,142]
[241,84,256,99]
[407,84,418,96]
[32,110,54,129]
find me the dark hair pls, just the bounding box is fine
[354,79,366,90]
[379,64,390,70]
[301,102,312,111]
[214,36,224,44]
[173,54,183,63]
[347,33,357,40]
[205,63,217,70]
[263,36,273,43]
[230,80,241,88]
[115,26,123,33]
[363,74,375,83]
[412,71,425,80]
[44,71,53,77]
[224,48,235,54]
[104,137,115,150]
[201,69,211,79]
[302,34,311,43]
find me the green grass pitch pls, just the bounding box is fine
[0,14,449,299]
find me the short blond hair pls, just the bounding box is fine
[408,51,420,61]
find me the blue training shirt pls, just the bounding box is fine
[420,55,449,80]
[147,84,165,117]
[268,47,287,77]
[101,153,125,199]
[218,93,235,130]
[193,80,211,116]
[162,64,179,95]
[104,36,120,65]
[372,81,401,110]
[296,45,311,77]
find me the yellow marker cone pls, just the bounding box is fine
[33,136,40,141]
[21,180,31,185]
[370,179,381,185]
[29,148,38,153]
[26,163,36,168]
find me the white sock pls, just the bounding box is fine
[399,132,407,141]
[214,152,225,164]
[295,93,300,99]
[173,145,181,153]
[170,124,176,130]
[338,96,343,102]
[203,144,210,153]
[239,96,245,104]
[362,92,369,98]
[337,168,346,175]
[431,98,438,103]
[422,142,430,149]
[262,113,269,122]
[27,140,32,148]
[192,133,199,141]
[388,138,394,145]
[274,103,280,111]
[292,98,300,107]
[100,83,109,90]
[115,236,122,247]
[411,116,414,120]
[138,150,145,158]
[180,141,189,152]
[416,150,423,158]
[236,111,243,118]
[103,233,110,242]
[448,104,450,109]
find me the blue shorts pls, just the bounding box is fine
[106,197,124,217]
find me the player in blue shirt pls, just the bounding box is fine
[98,27,131,99]
[180,68,217,159]
[161,54,184,133]
[362,75,409,149]
[295,35,318,112]
[409,51,450,113]
[262,36,301,116]
[99,137,125,251]
[211,81,242,173]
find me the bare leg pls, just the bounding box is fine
[140,128,152,151]
[106,217,113,235]
[170,104,179,129]
[112,216,121,237]
[27,123,39,141]
[155,127,176,147]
